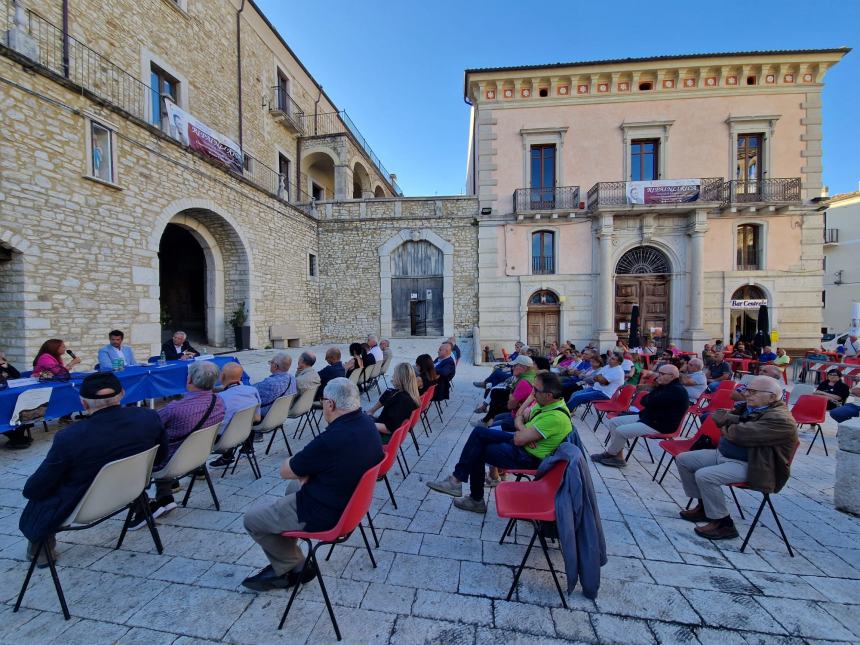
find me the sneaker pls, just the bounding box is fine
[252,430,265,443]
[209,455,234,468]
[473,381,487,389]
[596,455,627,468]
[151,497,178,520]
[194,467,208,481]
[473,403,488,414]
[453,496,488,514]
[127,507,151,531]
[426,475,463,497]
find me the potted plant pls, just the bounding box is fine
[229,301,250,351]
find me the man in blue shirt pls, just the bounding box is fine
[210,362,261,468]
[758,346,777,363]
[433,342,456,402]
[255,352,297,417]
[242,378,383,591]
[316,347,346,399]
[97,330,137,370]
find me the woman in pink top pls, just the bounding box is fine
[32,338,80,378]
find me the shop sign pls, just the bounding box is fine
[626,179,701,204]
[730,298,768,309]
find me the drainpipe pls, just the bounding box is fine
[236,0,246,149]
[61,0,70,78]
[313,84,322,135]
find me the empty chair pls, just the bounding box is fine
[787,383,815,407]
[257,394,295,457]
[153,423,221,511]
[791,394,829,455]
[592,385,636,433]
[14,445,163,620]
[212,405,259,479]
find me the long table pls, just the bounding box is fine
[0,357,246,434]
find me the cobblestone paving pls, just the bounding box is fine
[1,341,858,643]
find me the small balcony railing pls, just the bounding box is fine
[269,87,305,135]
[532,256,555,274]
[513,186,581,213]
[722,178,801,205]
[824,228,839,244]
[586,178,723,210]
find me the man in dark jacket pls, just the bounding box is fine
[316,347,346,399]
[591,364,688,468]
[433,342,456,401]
[160,330,200,361]
[676,375,797,540]
[19,372,167,566]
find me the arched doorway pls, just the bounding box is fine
[374,185,385,198]
[729,285,768,344]
[353,162,371,199]
[301,150,336,201]
[527,290,560,354]
[391,240,443,336]
[159,224,206,342]
[615,246,671,349]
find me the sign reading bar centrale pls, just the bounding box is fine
[730,299,768,309]
[164,101,243,174]
[626,179,701,204]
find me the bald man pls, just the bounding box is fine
[676,376,797,540]
[210,362,261,468]
[592,364,689,468]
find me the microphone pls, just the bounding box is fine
[66,349,77,359]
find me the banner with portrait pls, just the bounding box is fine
[164,101,243,174]
[626,179,701,204]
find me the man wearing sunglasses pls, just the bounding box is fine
[675,376,797,540]
[591,364,688,468]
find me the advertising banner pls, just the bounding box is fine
[164,101,243,174]
[626,179,701,204]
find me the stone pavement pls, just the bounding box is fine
[1,340,859,644]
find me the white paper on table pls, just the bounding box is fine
[6,378,40,388]
[194,354,216,361]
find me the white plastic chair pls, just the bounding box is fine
[9,386,53,435]
[212,406,259,480]
[258,394,295,456]
[378,356,392,388]
[288,387,320,442]
[14,445,162,620]
[152,423,221,510]
[788,383,815,407]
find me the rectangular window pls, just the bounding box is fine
[278,153,291,200]
[311,182,324,201]
[531,231,555,275]
[529,144,556,208]
[736,133,763,196]
[276,70,289,113]
[737,224,762,270]
[89,121,115,183]
[150,64,179,129]
[631,139,659,181]
[308,253,317,278]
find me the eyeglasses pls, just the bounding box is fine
[656,371,673,376]
[744,388,772,395]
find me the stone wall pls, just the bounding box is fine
[315,198,480,342]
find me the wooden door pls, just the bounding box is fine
[527,309,560,355]
[391,241,443,336]
[615,276,669,348]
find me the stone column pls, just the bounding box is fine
[334,164,349,200]
[685,209,709,351]
[596,214,615,347]
[835,418,860,515]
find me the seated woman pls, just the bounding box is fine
[415,354,438,394]
[344,342,367,378]
[367,363,420,443]
[625,354,643,385]
[546,341,560,362]
[815,369,850,410]
[554,346,577,370]
[33,338,80,379]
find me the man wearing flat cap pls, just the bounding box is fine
[19,372,167,567]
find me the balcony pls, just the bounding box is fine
[722,178,801,206]
[586,178,723,211]
[268,87,305,135]
[513,186,581,214]
[824,228,839,245]
[532,256,555,275]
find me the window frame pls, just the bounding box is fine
[630,138,660,182]
[725,115,779,187]
[140,48,187,126]
[307,252,318,280]
[83,113,120,188]
[277,151,292,201]
[735,222,765,271]
[530,229,556,275]
[621,120,672,181]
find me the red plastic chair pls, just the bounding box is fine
[601,389,648,446]
[625,413,685,463]
[728,441,801,556]
[791,395,829,455]
[378,413,415,509]
[278,459,383,640]
[652,416,722,483]
[701,379,737,401]
[419,384,437,436]
[495,460,569,608]
[592,385,636,433]
[685,389,736,435]
[843,357,860,366]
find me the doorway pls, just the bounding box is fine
[729,285,767,344]
[391,241,444,336]
[615,246,671,349]
[527,290,560,354]
[159,223,206,342]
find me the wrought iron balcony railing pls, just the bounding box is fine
[513,186,581,213]
[824,228,839,244]
[722,178,801,204]
[269,87,305,135]
[586,178,723,211]
[531,256,555,274]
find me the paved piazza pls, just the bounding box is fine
[0,341,858,644]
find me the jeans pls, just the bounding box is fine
[453,426,539,501]
[567,389,609,410]
[490,412,516,433]
[831,403,860,423]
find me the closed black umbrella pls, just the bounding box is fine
[629,305,641,349]
[753,304,771,353]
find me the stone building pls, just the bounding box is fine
[822,191,860,334]
[0,0,478,365]
[465,49,848,353]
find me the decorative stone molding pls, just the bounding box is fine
[620,120,673,180]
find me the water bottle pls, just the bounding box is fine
[158,351,167,366]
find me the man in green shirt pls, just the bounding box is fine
[427,372,572,513]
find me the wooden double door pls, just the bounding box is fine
[615,276,669,348]
[527,306,560,355]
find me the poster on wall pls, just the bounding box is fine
[164,101,243,174]
[626,179,701,204]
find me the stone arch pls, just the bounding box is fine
[379,229,454,338]
[613,243,676,349]
[352,161,371,199]
[0,232,32,365]
[728,282,775,346]
[373,184,385,198]
[149,199,254,351]
[525,289,561,354]
[301,149,337,201]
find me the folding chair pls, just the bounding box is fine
[212,406,259,480]
[278,460,383,640]
[494,460,569,608]
[652,416,721,484]
[14,445,163,620]
[289,387,320,441]
[258,394,295,456]
[791,394,829,455]
[153,423,221,511]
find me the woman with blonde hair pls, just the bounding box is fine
[367,362,420,443]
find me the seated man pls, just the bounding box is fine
[255,352,297,419]
[367,335,384,364]
[680,358,708,403]
[831,385,860,423]
[19,372,167,565]
[316,347,345,399]
[473,341,525,389]
[758,346,777,363]
[97,329,137,370]
[161,330,200,361]
[448,336,462,364]
[142,361,225,520]
[482,356,536,429]
[675,376,797,540]
[427,371,571,513]
[241,378,383,591]
[380,339,393,365]
[295,351,321,395]
[433,341,456,401]
[591,365,688,468]
[209,362,261,468]
[567,352,625,410]
[705,352,732,392]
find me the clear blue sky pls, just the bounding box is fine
[256,0,858,198]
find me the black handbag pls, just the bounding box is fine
[690,434,715,451]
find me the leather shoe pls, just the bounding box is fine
[241,565,294,592]
[679,504,708,523]
[287,565,317,586]
[694,519,739,540]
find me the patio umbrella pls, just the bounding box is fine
[629,305,641,349]
[753,304,771,353]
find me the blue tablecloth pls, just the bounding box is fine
[0,357,247,434]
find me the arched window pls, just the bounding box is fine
[616,246,671,275]
[528,290,559,305]
[532,230,555,274]
[737,224,762,270]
